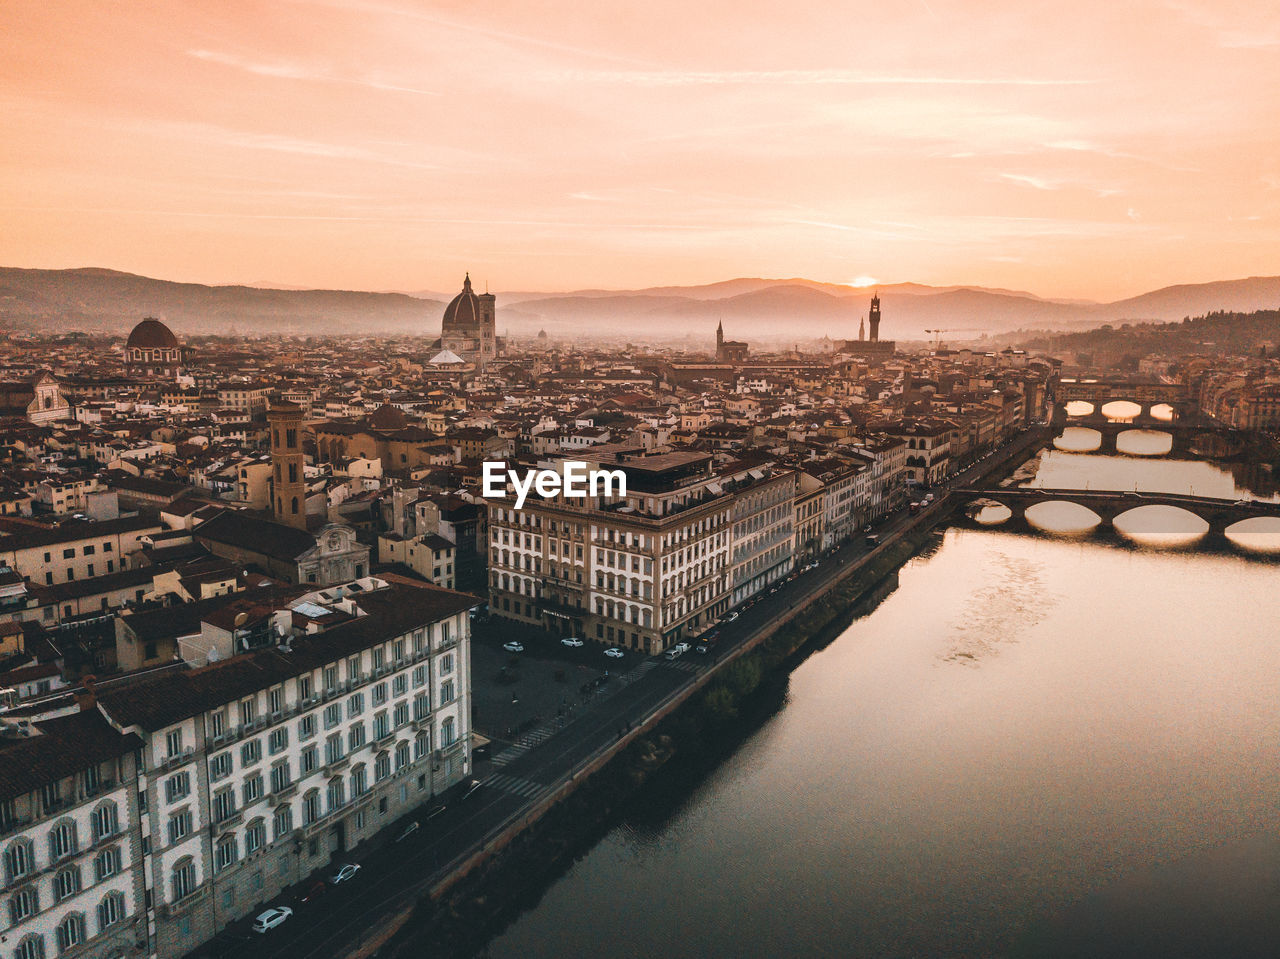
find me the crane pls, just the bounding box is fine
[924,329,951,349]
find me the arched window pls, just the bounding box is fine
[171,856,196,901]
[394,740,410,771]
[351,764,367,797]
[214,835,237,872]
[5,838,33,882]
[245,818,265,855]
[91,800,118,841]
[14,934,44,959]
[291,496,299,515]
[414,730,429,760]
[9,884,40,922]
[374,752,390,782]
[52,865,81,902]
[47,820,77,860]
[327,777,345,812]
[97,890,126,931]
[55,913,85,952]
[302,789,320,825]
[441,717,456,747]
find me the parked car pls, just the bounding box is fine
[725,611,739,622]
[252,907,293,934]
[560,637,584,647]
[603,647,624,658]
[329,864,360,884]
[664,648,682,661]
[695,644,709,654]
[502,641,524,653]
[674,642,691,654]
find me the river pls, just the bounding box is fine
[475,447,1280,959]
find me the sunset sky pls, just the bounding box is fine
[2,0,1278,300]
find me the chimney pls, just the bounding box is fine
[74,675,97,713]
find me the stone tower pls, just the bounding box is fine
[269,401,307,530]
[716,319,724,359]
[868,293,882,343]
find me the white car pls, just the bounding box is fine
[561,637,584,648]
[502,641,524,653]
[329,864,360,884]
[252,906,293,934]
[725,612,739,622]
[674,642,691,654]
[603,647,624,658]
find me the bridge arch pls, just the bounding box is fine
[1224,516,1280,554]
[1112,504,1208,546]
[1024,499,1102,534]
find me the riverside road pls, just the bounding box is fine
[201,424,1051,959]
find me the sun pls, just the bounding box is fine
[849,276,878,288]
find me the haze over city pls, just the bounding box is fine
[3,0,1279,299]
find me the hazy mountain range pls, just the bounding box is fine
[2,266,1279,345]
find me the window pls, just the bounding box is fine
[245,819,265,855]
[239,698,256,727]
[168,810,192,843]
[55,915,85,953]
[91,801,118,841]
[97,891,126,930]
[441,717,456,747]
[327,778,345,812]
[301,745,318,775]
[241,738,262,766]
[212,788,236,823]
[413,693,430,720]
[40,782,61,813]
[347,723,366,751]
[347,692,364,717]
[14,934,44,959]
[351,764,368,797]
[393,702,409,727]
[53,866,81,902]
[210,752,232,780]
[270,760,292,794]
[297,674,313,700]
[273,805,293,839]
[324,733,344,765]
[395,741,410,771]
[299,715,316,739]
[414,730,430,760]
[94,846,121,881]
[412,665,427,688]
[9,886,39,923]
[347,655,361,681]
[440,680,455,705]
[268,686,284,714]
[323,703,342,729]
[242,774,264,805]
[5,839,33,882]
[269,727,289,755]
[375,752,390,782]
[373,712,389,740]
[49,820,77,860]
[302,791,320,825]
[392,674,408,696]
[165,729,184,756]
[215,836,238,871]
[83,765,101,795]
[172,857,197,900]
[372,683,388,706]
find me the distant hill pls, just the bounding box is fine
[1,266,1277,343]
[0,267,443,335]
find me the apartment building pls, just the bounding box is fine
[0,517,163,588]
[0,701,146,959]
[93,577,475,958]
[487,448,798,653]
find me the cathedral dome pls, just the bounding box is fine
[442,274,482,331]
[126,317,179,350]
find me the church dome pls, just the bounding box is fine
[126,317,179,350]
[442,274,482,331]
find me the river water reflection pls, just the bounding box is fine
[478,454,1280,959]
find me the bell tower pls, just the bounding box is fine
[868,293,881,343]
[269,401,307,529]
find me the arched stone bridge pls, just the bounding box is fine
[954,486,1280,536]
[1055,416,1245,455]
[1057,378,1191,420]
